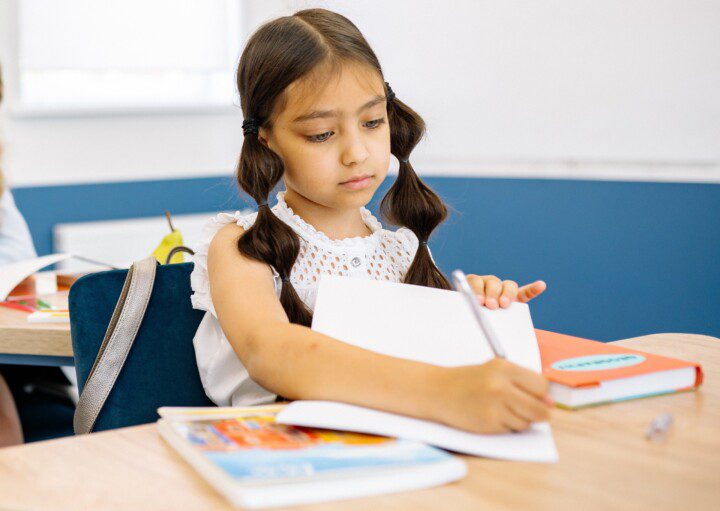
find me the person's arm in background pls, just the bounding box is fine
[0,375,23,447]
[0,63,37,266]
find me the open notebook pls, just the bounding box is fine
[276,275,558,463]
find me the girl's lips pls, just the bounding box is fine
[339,175,373,190]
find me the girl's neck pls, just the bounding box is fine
[282,188,372,240]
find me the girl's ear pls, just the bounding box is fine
[258,127,271,149]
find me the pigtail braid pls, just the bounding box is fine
[236,128,313,326]
[381,86,452,290]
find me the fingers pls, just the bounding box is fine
[484,278,503,309]
[466,274,506,308]
[499,280,518,308]
[468,275,547,309]
[506,385,551,423]
[466,274,487,306]
[501,405,531,432]
[501,385,552,433]
[509,365,550,401]
[516,280,547,303]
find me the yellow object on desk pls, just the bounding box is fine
[152,211,184,264]
[152,230,184,265]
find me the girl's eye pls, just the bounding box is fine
[305,118,385,144]
[364,118,385,129]
[307,131,333,143]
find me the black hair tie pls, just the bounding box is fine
[399,157,409,164]
[282,276,291,283]
[385,82,396,102]
[420,240,428,247]
[257,201,269,209]
[242,117,260,136]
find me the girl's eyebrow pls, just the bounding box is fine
[292,94,386,123]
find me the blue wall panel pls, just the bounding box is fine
[13,176,720,341]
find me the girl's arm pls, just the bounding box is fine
[208,223,551,434]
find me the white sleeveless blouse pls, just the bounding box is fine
[190,191,420,406]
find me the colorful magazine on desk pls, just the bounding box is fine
[536,329,703,409]
[157,405,466,509]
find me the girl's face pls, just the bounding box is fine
[259,61,391,211]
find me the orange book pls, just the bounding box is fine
[535,329,703,409]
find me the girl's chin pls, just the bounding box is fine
[286,179,383,210]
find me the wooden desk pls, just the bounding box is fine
[0,333,717,511]
[0,293,73,366]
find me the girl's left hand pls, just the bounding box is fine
[467,274,546,310]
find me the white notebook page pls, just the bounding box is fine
[276,275,558,463]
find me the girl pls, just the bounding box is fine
[192,8,551,434]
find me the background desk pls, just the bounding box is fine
[0,333,717,511]
[0,293,72,366]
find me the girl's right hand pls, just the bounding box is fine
[432,359,553,434]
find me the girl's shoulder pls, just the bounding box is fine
[203,210,259,238]
[0,188,38,265]
[189,209,260,315]
[198,210,258,262]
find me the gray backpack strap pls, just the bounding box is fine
[73,256,157,435]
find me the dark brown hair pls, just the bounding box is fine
[236,8,450,326]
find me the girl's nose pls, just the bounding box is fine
[341,130,370,166]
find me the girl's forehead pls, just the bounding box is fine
[276,61,384,123]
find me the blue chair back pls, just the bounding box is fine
[70,262,214,432]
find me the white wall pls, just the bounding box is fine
[1,0,719,187]
[0,0,275,187]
